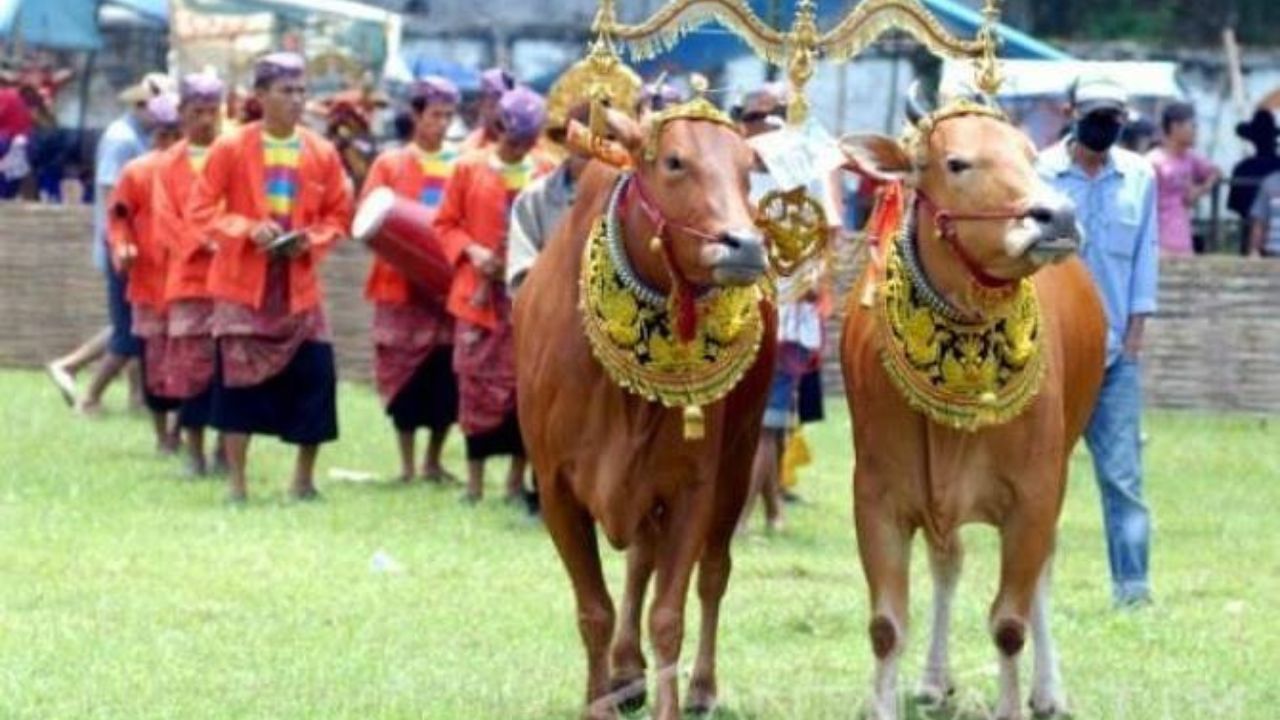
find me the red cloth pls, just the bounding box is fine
[0,88,32,140]
[108,152,168,310]
[166,298,216,399]
[213,261,328,388]
[132,305,170,397]
[187,122,353,314]
[372,302,453,404]
[453,289,516,436]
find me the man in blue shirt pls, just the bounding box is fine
[1038,75,1158,608]
[46,72,170,413]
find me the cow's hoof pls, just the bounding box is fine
[684,692,716,715]
[1029,695,1072,719]
[609,675,646,716]
[914,676,955,707]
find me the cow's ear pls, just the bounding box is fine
[839,133,913,182]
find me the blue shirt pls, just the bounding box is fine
[92,113,147,270]
[1038,140,1159,366]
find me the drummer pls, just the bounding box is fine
[188,52,354,504]
[434,87,552,505]
[360,75,462,484]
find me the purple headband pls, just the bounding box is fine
[411,75,460,107]
[497,87,546,143]
[480,67,515,98]
[254,52,305,87]
[180,73,225,104]
[146,93,180,127]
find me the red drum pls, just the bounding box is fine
[352,187,452,302]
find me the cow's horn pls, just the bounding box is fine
[905,81,931,126]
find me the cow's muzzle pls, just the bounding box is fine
[701,229,767,286]
[1024,193,1082,265]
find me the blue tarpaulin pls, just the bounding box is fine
[0,0,168,50]
[0,0,102,51]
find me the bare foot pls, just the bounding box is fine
[46,362,77,407]
[76,399,103,417]
[422,466,459,484]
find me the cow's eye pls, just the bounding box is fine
[664,155,685,173]
[946,157,972,174]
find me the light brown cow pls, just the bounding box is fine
[514,108,775,720]
[839,97,1106,720]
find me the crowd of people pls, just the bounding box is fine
[30,53,832,528]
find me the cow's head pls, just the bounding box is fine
[599,99,766,289]
[842,90,1080,286]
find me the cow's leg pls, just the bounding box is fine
[540,477,618,720]
[1029,550,1067,717]
[991,511,1056,720]
[608,529,654,713]
[649,488,715,720]
[917,535,963,706]
[855,482,914,720]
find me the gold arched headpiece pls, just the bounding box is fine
[546,39,643,134]
[904,97,1008,161]
[642,78,737,162]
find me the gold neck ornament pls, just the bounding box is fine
[580,177,766,440]
[876,217,1046,431]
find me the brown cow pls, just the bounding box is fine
[838,96,1106,720]
[514,106,775,720]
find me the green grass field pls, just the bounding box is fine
[1,369,1277,719]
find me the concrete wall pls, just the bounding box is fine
[2,202,1277,414]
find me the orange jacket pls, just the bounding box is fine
[107,151,167,309]
[360,146,455,305]
[187,123,353,313]
[432,151,551,329]
[152,140,214,302]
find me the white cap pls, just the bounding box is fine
[1071,75,1128,114]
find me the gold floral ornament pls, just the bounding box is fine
[580,206,766,441]
[544,37,643,139]
[756,186,827,277]
[876,226,1046,431]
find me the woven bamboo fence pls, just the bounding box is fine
[2,202,1278,413]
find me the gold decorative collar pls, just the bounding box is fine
[876,225,1046,431]
[580,179,766,440]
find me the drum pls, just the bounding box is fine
[352,187,452,301]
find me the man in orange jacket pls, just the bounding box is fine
[434,86,551,504]
[361,75,462,484]
[107,93,184,453]
[188,52,354,503]
[153,72,225,476]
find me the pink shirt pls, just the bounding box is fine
[1147,147,1216,256]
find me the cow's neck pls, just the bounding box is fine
[619,178,675,297]
[912,209,993,321]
